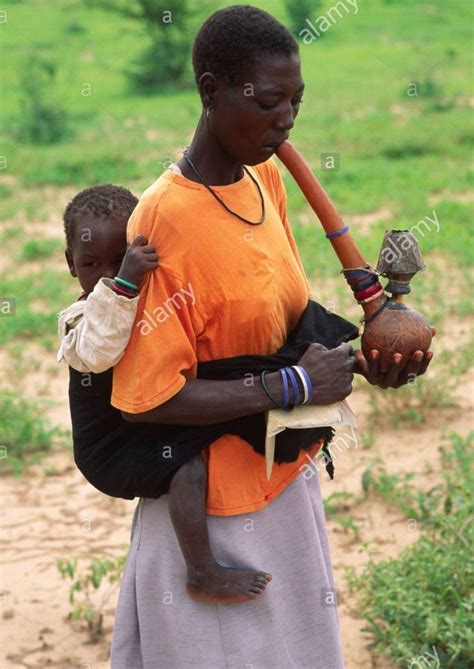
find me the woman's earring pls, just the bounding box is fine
[206,107,210,119]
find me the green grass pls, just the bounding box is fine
[362,340,474,428]
[347,433,474,668]
[19,238,64,261]
[1,0,472,278]
[0,391,66,475]
[0,269,78,349]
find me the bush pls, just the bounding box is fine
[57,554,127,642]
[16,55,70,145]
[348,433,474,667]
[127,36,190,94]
[283,0,323,38]
[0,392,63,475]
[92,0,201,92]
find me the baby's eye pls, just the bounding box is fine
[84,261,99,268]
[292,98,304,107]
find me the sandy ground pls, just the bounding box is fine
[2,340,472,669]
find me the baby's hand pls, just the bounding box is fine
[117,235,159,287]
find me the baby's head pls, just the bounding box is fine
[64,184,138,295]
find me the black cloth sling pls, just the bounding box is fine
[68,300,359,500]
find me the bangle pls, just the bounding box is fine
[279,368,290,409]
[115,276,139,292]
[326,224,349,239]
[112,283,137,299]
[284,367,300,406]
[298,366,313,404]
[291,365,313,405]
[261,371,285,410]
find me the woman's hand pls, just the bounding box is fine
[353,328,435,389]
[297,342,356,405]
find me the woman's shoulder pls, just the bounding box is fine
[134,172,177,214]
[128,172,191,237]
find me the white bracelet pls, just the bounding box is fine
[291,365,309,405]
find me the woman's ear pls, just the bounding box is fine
[65,248,77,278]
[198,72,219,110]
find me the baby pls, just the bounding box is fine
[58,184,272,604]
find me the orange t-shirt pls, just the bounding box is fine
[111,159,322,516]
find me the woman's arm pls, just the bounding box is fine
[122,343,356,424]
[122,374,282,425]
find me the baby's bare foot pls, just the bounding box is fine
[186,563,272,604]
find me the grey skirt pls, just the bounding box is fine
[111,470,345,669]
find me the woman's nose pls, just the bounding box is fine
[275,105,295,132]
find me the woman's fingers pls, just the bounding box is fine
[353,349,369,376]
[384,353,402,387]
[403,350,424,380]
[367,349,381,384]
[417,350,434,377]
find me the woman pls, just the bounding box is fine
[110,6,432,667]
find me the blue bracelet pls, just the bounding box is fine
[279,368,290,410]
[326,225,349,239]
[284,367,300,406]
[296,365,313,404]
[260,371,282,410]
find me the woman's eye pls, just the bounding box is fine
[257,99,303,111]
[257,100,278,111]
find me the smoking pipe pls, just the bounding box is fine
[276,141,432,372]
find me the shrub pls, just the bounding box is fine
[0,391,63,475]
[16,55,70,145]
[92,0,199,92]
[348,433,474,667]
[57,554,127,642]
[283,0,323,39]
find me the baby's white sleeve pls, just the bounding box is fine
[56,278,140,373]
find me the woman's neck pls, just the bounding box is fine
[177,115,244,186]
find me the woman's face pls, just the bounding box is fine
[208,52,304,166]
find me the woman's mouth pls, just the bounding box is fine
[260,137,289,153]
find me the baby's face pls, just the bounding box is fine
[66,216,128,295]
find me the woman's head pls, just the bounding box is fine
[64,184,138,295]
[192,5,304,165]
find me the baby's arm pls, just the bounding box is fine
[57,234,158,373]
[57,279,139,373]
